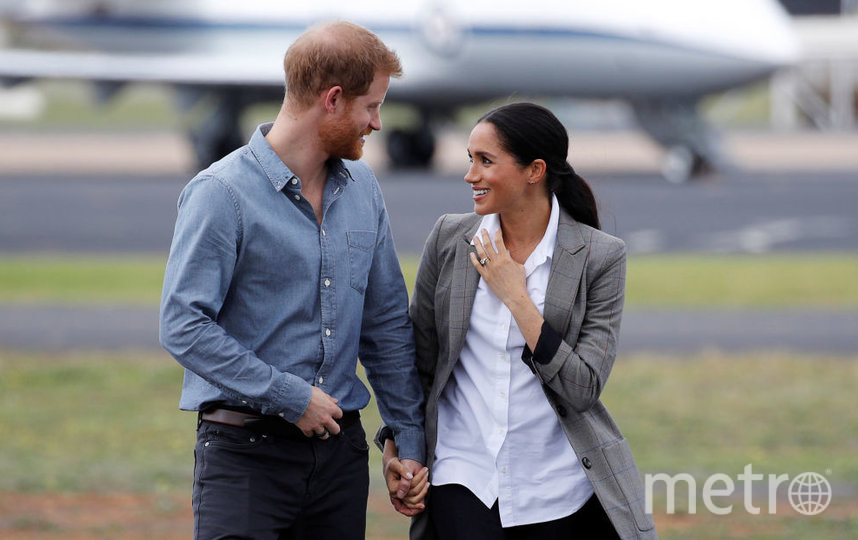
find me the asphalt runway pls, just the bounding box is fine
[0,167,856,353]
[1,168,857,255]
[2,305,855,354]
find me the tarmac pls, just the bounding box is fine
[1,305,855,354]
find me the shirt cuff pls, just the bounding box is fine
[373,424,395,452]
[521,320,563,366]
[393,428,426,465]
[270,375,313,423]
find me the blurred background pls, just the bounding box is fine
[1,1,856,538]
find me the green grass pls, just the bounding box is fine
[0,255,167,305]
[603,351,858,539]
[2,253,857,308]
[604,351,858,486]
[625,254,858,308]
[0,349,855,538]
[0,350,192,493]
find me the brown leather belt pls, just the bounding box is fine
[200,407,360,438]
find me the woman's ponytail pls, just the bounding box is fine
[547,161,600,230]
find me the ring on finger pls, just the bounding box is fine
[313,428,330,439]
[479,256,490,266]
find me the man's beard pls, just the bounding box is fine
[319,109,366,161]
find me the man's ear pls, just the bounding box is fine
[323,86,344,114]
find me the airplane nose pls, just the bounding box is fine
[724,1,800,69]
[746,9,801,69]
[654,0,802,90]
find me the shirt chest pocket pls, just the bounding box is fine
[347,230,376,294]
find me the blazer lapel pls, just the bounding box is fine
[544,214,588,334]
[447,221,482,361]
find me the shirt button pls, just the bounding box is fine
[321,229,326,236]
[279,412,285,418]
[318,377,324,384]
[325,328,331,336]
[291,178,298,185]
[293,194,300,201]
[324,279,331,287]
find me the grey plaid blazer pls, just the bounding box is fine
[408,210,657,540]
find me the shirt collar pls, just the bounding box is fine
[472,194,560,276]
[250,122,353,192]
[528,194,560,274]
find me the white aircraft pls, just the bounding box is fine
[0,0,799,181]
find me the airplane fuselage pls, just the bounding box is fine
[10,0,798,104]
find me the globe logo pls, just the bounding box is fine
[788,472,832,516]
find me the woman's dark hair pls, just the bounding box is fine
[477,102,600,230]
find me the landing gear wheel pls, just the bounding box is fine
[387,129,435,168]
[661,145,708,184]
[191,128,244,170]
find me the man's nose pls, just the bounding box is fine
[370,110,382,131]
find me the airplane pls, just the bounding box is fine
[0,0,799,182]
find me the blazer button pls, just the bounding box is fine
[582,457,592,469]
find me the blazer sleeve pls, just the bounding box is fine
[531,238,626,413]
[409,215,445,400]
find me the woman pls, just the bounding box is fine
[382,103,656,539]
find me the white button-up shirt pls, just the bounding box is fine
[432,196,593,527]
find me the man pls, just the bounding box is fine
[159,21,425,539]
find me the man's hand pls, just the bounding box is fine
[383,439,428,516]
[295,386,343,439]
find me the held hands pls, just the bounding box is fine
[470,229,528,308]
[383,439,428,516]
[295,386,343,439]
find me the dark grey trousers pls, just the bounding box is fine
[192,419,369,540]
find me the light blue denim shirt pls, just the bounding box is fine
[160,123,425,461]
